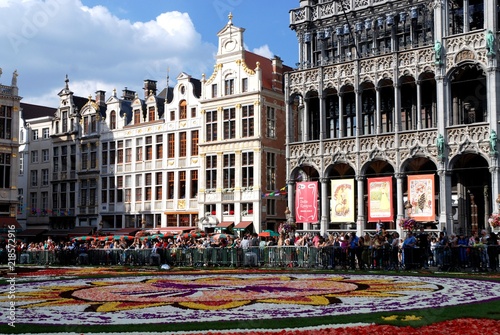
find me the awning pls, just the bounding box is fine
[113,228,142,236]
[46,227,94,237]
[0,217,22,232]
[17,228,47,238]
[233,221,253,231]
[215,221,234,231]
[145,227,198,235]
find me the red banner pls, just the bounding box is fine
[295,182,318,223]
[368,177,393,222]
[407,174,435,222]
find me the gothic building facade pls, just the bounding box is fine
[285,0,499,235]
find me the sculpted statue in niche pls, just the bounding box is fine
[486,30,496,56]
[434,41,442,65]
[490,130,497,154]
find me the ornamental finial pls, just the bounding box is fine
[228,12,233,24]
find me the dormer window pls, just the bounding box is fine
[224,78,234,95]
[110,111,116,130]
[179,100,187,120]
[134,109,141,124]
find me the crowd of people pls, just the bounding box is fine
[1,228,498,271]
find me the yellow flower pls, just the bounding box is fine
[401,315,422,321]
[381,315,399,321]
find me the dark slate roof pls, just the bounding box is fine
[20,102,56,119]
[158,87,174,104]
[189,77,202,98]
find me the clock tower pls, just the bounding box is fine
[216,13,245,62]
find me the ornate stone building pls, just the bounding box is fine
[197,15,291,234]
[0,69,22,232]
[285,0,499,235]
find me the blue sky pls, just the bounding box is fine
[0,0,298,106]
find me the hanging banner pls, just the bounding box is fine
[330,179,355,223]
[368,177,393,222]
[295,181,318,223]
[407,174,435,221]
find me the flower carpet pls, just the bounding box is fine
[1,267,500,334]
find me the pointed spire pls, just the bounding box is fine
[65,74,69,89]
[228,12,233,25]
[166,66,170,88]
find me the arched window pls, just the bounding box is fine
[110,111,116,130]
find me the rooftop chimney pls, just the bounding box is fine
[143,79,157,98]
[122,87,136,101]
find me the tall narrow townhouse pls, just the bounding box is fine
[198,15,292,235]
[286,0,499,236]
[18,102,55,238]
[76,90,107,230]
[49,76,93,237]
[0,69,22,233]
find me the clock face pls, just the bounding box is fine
[224,39,236,52]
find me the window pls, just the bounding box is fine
[168,134,175,158]
[41,192,48,214]
[155,172,163,200]
[117,176,123,202]
[102,143,108,166]
[42,127,49,139]
[117,146,124,164]
[266,106,276,138]
[42,169,49,186]
[61,146,67,171]
[30,193,37,215]
[206,110,217,142]
[19,155,23,175]
[179,171,186,198]
[267,198,276,216]
[156,135,163,159]
[266,152,276,191]
[110,111,116,129]
[191,130,199,156]
[42,149,49,162]
[101,178,108,204]
[242,152,254,188]
[134,109,141,124]
[148,106,155,121]
[0,153,11,188]
[0,106,12,139]
[31,170,38,187]
[223,203,235,215]
[180,100,187,119]
[242,105,254,137]
[223,107,236,139]
[170,110,175,121]
[190,170,198,198]
[242,78,248,92]
[223,153,235,189]
[62,111,68,133]
[211,84,217,98]
[179,132,187,157]
[31,150,39,163]
[90,143,97,169]
[206,155,217,190]
[136,146,143,162]
[191,107,197,118]
[167,172,174,199]
[125,148,132,163]
[32,129,39,140]
[224,78,234,95]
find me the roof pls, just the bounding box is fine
[21,102,56,119]
[233,221,253,231]
[215,221,234,230]
[244,51,293,91]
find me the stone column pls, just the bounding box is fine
[356,175,365,236]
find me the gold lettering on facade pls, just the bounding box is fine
[455,50,476,63]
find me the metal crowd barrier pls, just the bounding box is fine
[7,245,499,271]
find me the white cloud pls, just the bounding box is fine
[251,44,274,59]
[0,0,216,106]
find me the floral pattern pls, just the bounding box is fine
[2,271,500,328]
